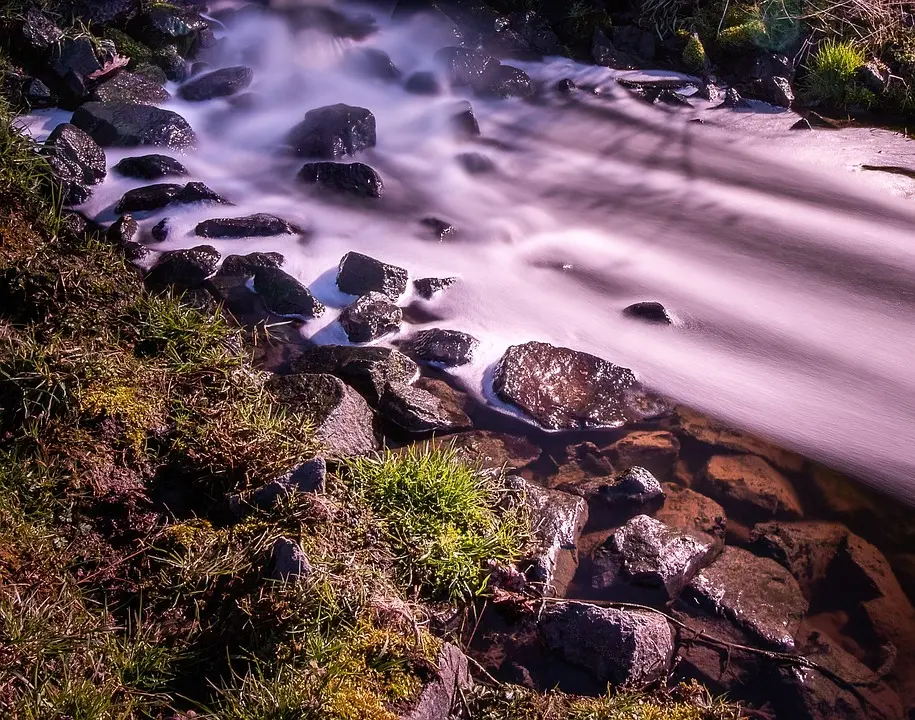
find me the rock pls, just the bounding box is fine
[343,47,400,80]
[150,218,170,242]
[195,213,302,238]
[858,60,890,94]
[146,245,220,288]
[591,28,637,69]
[267,373,378,456]
[699,81,722,103]
[401,329,478,367]
[507,477,588,597]
[287,104,376,159]
[297,161,383,198]
[420,217,455,241]
[49,37,102,104]
[337,252,408,300]
[133,62,169,86]
[252,266,325,318]
[602,466,664,505]
[106,214,139,248]
[405,71,441,95]
[339,292,403,343]
[539,602,674,686]
[113,154,188,180]
[178,66,254,101]
[128,7,208,52]
[605,431,680,481]
[506,10,561,55]
[379,381,471,434]
[655,483,727,549]
[611,25,656,61]
[429,430,539,472]
[291,345,418,405]
[216,252,285,277]
[153,45,190,82]
[434,47,499,86]
[401,644,472,720]
[413,277,456,300]
[69,0,136,26]
[642,87,693,108]
[450,101,481,137]
[91,71,171,105]
[760,75,794,107]
[268,537,312,582]
[455,152,495,174]
[697,454,803,526]
[253,457,327,507]
[790,117,813,131]
[23,78,55,109]
[114,183,183,214]
[474,64,534,99]
[591,514,720,603]
[556,78,577,94]
[492,341,669,430]
[683,546,808,650]
[11,10,63,61]
[71,102,196,150]
[44,123,107,206]
[623,301,672,324]
[718,88,751,109]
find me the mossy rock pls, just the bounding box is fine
[682,32,708,73]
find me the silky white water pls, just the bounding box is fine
[23,1,915,501]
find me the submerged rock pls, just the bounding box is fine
[654,483,726,551]
[178,66,254,101]
[291,345,418,405]
[216,252,285,277]
[253,266,325,318]
[413,276,456,299]
[623,301,672,324]
[451,101,481,137]
[405,71,441,95]
[605,430,680,480]
[337,252,408,300]
[45,123,107,206]
[697,454,802,526]
[288,104,376,158]
[568,466,665,511]
[474,64,534,99]
[401,329,478,367]
[71,101,196,150]
[195,213,302,238]
[456,152,494,174]
[379,382,471,434]
[492,341,669,430]
[268,373,378,456]
[297,161,383,198]
[434,47,499,86]
[91,71,171,105]
[339,292,403,343]
[268,537,311,582]
[146,245,220,288]
[113,154,188,180]
[540,602,674,686]
[343,47,400,80]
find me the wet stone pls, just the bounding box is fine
[195,213,302,238]
[12,9,63,60]
[49,37,102,104]
[150,218,171,242]
[113,154,188,180]
[107,214,139,248]
[623,301,672,324]
[378,381,471,434]
[556,78,577,93]
[177,181,230,205]
[253,266,325,318]
[405,71,441,95]
[114,183,183,214]
[420,217,455,241]
[474,64,534,99]
[401,328,478,367]
[597,466,664,506]
[288,103,376,159]
[456,152,495,174]
[128,7,208,50]
[45,123,107,206]
[91,71,171,105]
[145,245,220,288]
[24,78,55,109]
[70,101,196,150]
[291,345,418,405]
[413,276,456,299]
[718,87,751,109]
[216,252,285,277]
[654,483,726,551]
[178,66,254,101]
[337,251,408,300]
[451,101,481,137]
[298,161,383,198]
[269,537,312,582]
[343,47,400,80]
[697,454,803,526]
[122,241,151,265]
[434,47,499,86]
[339,292,403,343]
[492,341,670,430]
[605,430,680,481]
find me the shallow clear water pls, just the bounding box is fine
[23,1,915,502]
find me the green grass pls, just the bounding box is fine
[345,445,530,602]
[803,39,866,105]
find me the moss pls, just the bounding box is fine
[718,18,767,48]
[682,32,708,72]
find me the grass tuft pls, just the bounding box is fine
[803,38,866,105]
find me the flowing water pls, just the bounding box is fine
[22,0,915,503]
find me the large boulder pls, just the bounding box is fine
[297,161,383,198]
[252,267,325,318]
[339,292,403,343]
[114,183,183,214]
[378,382,471,435]
[623,301,672,324]
[591,514,720,603]
[697,454,803,526]
[400,329,478,368]
[336,252,408,300]
[267,373,378,456]
[195,214,302,238]
[178,66,254,101]
[71,102,196,150]
[287,104,376,158]
[113,154,188,180]
[44,123,106,206]
[90,71,171,105]
[145,245,220,288]
[291,345,418,405]
[492,342,669,430]
[539,602,674,686]
[216,252,285,277]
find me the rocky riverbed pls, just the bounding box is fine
[4,1,915,718]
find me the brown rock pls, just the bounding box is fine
[654,483,726,551]
[428,430,538,471]
[697,454,802,526]
[605,430,679,481]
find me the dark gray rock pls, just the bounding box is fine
[401,644,472,720]
[267,373,378,456]
[253,266,325,318]
[150,218,171,242]
[216,252,285,277]
[195,213,302,238]
[762,75,794,107]
[451,101,481,137]
[122,240,152,265]
[11,10,63,61]
[253,457,328,508]
[540,602,674,686]
[291,345,418,405]
[49,37,102,104]
[506,10,561,54]
[456,152,494,174]
[611,25,657,61]
[114,183,183,214]
[339,292,403,343]
[128,7,208,51]
[556,78,577,94]
[405,71,441,95]
[420,217,455,241]
[790,117,813,131]
[69,0,135,25]
[178,66,254,101]
[91,71,171,105]
[379,381,471,434]
[337,252,408,300]
[623,301,672,324]
[146,245,220,288]
[269,537,312,582]
[683,546,808,650]
[45,123,107,206]
[474,64,534,99]
[434,46,499,86]
[718,88,751,109]
[106,213,139,248]
[591,514,720,603]
[343,47,400,80]
[70,101,196,150]
[401,328,477,367]
[177,181,229,205]
[413,276,456,299]
[566,466,665,511]
[153,45,190,82]
[24,78,55,109]
[492,342,670,430]
[297,161,383,198]
[858,60,890,94]
[287,104,376,158]
[113,154,189,180]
